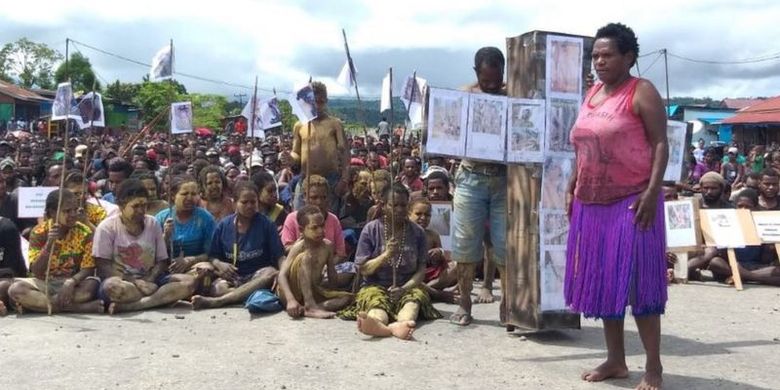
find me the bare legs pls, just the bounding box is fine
[357,301,418,340]
[9,279,103,314]
[583,316,662,390]
[0,279,11,316]
[103,275,196,314]
[709,257,780,286]
[191,267,277,310]
[450,261,506,326]
[477,244,496,303]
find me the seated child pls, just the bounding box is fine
[277,205,353,319]
[408,199,457,302]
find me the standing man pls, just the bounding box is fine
[377,117,390,140]
[450,47,508,326]
[291,81,350,212]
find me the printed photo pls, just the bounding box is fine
[546,98,579,154]
[541,249,567,311]
[549,37,583,94]
[542,211,569,246]
[541,156,574,210]
[507,98,546,163]
[469,96,504,135]
[667,203,693,230]
[171,102,193,134]
[432,96,464,140]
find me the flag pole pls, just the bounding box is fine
[166,38,177,263]
[342,29,367,142]
[248,76,258,173]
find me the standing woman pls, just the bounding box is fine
[155,175,215,274]
[565,23,668,390]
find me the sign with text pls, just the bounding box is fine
[751,211,780,243]
[17,187,58,218]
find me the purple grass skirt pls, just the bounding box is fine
[564,192,667,319]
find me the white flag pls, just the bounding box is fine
[400,75,428,128]
[380,72,391,113]
[241,96,282,138]
[74,92,105,129]
[286,83,318,124]
[150,45,173,81]
[170,101,193,134]
[52,82,75,120]
[336,60,355,90]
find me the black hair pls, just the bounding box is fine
[296,205,322,228]
[199,165,228,194]
[595,23,640,66]
[115,178,149,206]
[761,168,779,179]
[251,171,276,191]
[130,169,160,189]
[233,181,259,199]
[190,159,210,180]
[108,158,134,177]
[64,170,85,186]
[745,171,762,182]
[425,171,450,188]
[170,174,198,196]
[474,46,505,72]
[736,188,759,206]
[44,189,76,219]
[381,183,410,204]
[168,162,189,176]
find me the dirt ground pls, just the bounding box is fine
[1,281,778,390]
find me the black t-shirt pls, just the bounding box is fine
[0,217,26,277]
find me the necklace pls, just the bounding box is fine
[383,214,407,270]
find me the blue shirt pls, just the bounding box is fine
[155,207,215,258]
[102,192,116,203]
[209,213,284,277]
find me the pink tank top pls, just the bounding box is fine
[569,77,651,204]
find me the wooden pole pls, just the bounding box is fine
[726,248,744,291]
[248,76,258,172]
[342,29,367,141]
[45,83,73,315]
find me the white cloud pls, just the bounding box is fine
[1,0,779,99]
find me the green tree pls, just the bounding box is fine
[189,93,228,130]
[133,80,186,127]
[104,80,140,103]
[0,38,62,89]
[225,100,243,116]
[278,99,295,133]
[54,52,100,93]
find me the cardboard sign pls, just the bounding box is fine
[664,199,701,250]
[699,209,761,248]
[751,211,780,243]
[17,187,58,218]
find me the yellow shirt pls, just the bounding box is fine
[29,220,95,279]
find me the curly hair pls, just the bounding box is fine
[474,46,505,72]
[595,23,640,66]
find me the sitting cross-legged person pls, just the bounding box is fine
[191,182,282,310]
[0,216,27,316]
[707,188,780,286]
[281,175,352,288]
[339,184,441,340]
[9,189,103,314]
[94,179,198,314]
[277,205,353,319]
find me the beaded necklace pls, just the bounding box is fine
[383,214,407,271]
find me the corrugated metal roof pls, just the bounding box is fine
[722,95,780,125]
[0,80,50,102]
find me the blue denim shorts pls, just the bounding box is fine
[451,167,507,265]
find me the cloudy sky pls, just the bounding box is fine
[2,0,779,101]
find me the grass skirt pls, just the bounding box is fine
[338,285,442,321]
[564,193,667,319]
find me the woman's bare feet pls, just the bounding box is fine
[388,320,416,340]
[475,287,494,304]
[357,312,391,337]
[191,295,218,310]
[304,305,336,319]
[636,368,663,390]
[581,360,629,382]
